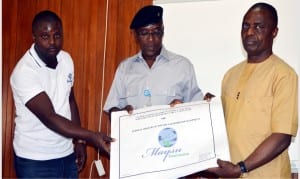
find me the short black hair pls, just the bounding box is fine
[247,2,278,28]
[32,10,62,33]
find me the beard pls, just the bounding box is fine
[34,45,59,69]
[44,55,58,69]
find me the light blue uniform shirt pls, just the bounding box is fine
[104,46,203,112]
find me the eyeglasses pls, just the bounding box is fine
[137,30,164,39]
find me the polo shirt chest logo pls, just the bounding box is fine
[67,73,73,83]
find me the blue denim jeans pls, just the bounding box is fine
[14,152,78,178]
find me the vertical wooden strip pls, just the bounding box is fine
[82,0,99,177]
[100,0,117,176]
[48,0,62,14]
[2,0,18,177]
[60,0,74,53]
[35,0,49,11]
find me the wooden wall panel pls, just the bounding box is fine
[2,0,151,178]
[2,0,19,176]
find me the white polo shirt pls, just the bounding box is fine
[10,44,74,160]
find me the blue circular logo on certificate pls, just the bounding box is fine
[144,89,151,97]
[158,128,177,147]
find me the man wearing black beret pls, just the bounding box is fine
[130,5,163,29]
[104,5,213,115]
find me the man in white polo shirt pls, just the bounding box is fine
[10,10,114,178]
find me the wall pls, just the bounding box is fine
[0,0,2,177]
[2,0,151,178]
[155,0,300,173]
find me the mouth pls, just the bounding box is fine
[244,37,258,47]
[47,48,59,54]
[245,40,257,45]
[145,45,155,49]
[143,47,157,53]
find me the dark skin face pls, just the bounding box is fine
[32,20,63,68]
[134,22,164,68]
[241,7,278,63]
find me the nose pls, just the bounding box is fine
[147,33,154,41]
[246,26,255,36]
[49,36,55,44]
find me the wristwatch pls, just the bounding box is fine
[237,161,248,178]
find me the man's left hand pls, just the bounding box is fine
[203,92,215,102]
[205,159,241,178]
[169,99,183,107]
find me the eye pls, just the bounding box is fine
[255,24,265,30]
[136,28,163,39]
[54,33,62,39]
[242,23,250,30]
[41,34,49,40]
[153,30,163,36]
[137,31,149,37]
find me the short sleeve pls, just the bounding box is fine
[10,65,44,104]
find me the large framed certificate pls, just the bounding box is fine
[110,100,230,179]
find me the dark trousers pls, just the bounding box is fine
[14,152,78,179]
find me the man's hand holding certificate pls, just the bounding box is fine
[110,100,230,179]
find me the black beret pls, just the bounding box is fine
[130,5,163,29]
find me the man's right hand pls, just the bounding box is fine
[90,132,115,158]
[109,105,134,117]
[122,105,134,114]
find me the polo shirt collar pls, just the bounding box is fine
[29,43,62,67]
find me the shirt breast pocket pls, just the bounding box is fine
[124,85,141,98]
[119,85,141,108]
[153,88,176,97]
[152,86,182,104]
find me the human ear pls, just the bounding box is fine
[272,27,278,38]
[132,30,140,43]
[32,34,36,42]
